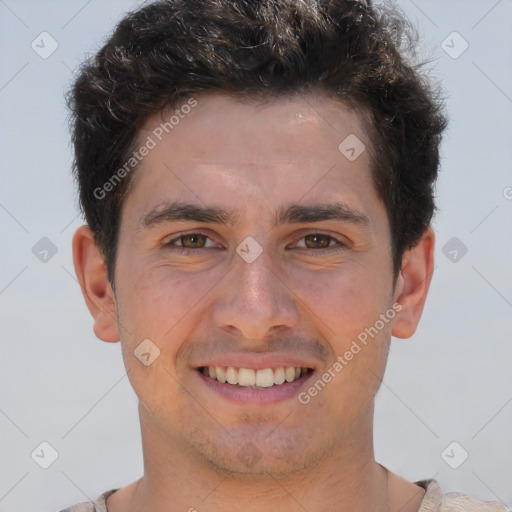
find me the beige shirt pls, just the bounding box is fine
[59,479,510,511]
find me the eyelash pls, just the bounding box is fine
[163,231,347,256]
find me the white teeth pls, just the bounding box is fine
[202,365,309,387]
[226,366,237,385]
[216,366,226,383]
[255,368,274,387]
[238,368,256,386]
[285,366,296,382]
[273,367,285,385]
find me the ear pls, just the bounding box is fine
[72,225,120,343]
[391,227,435,339]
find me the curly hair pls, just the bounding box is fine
[67,0,447,284]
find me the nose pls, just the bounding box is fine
[211,247,299,341]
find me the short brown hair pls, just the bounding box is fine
[67,0,447,283]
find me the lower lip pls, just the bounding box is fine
[196,370,314,405]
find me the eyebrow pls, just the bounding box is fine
[139,200,370,230]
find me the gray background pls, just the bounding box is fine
[0,0,511,510]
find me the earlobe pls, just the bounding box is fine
[391,227,435,339]
[72,225,120,343]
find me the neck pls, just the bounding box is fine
[110,404,394,512]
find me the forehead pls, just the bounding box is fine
[136,91,369,164]
[122,91,383,229]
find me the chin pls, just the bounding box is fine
[188,426,329,477]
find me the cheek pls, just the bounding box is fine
[114,263,212,412]
[114,261,224,399]
[289,262,388,343]
[117,261,218,340]
[295,267,392,423]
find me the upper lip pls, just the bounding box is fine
[194,353,317,371]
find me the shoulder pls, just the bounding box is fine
[58,489,118,512]
[416,479,510,512]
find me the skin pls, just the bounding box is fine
[73,91,434,512]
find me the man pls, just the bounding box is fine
[63,0,508,511]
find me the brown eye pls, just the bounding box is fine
[303,234,333,249]
[179,234,207,248]
[290,232,347,255]
[164,233,218,253]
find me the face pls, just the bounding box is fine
[74,91,433,476]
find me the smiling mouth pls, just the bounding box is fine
[198,366,313,389]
